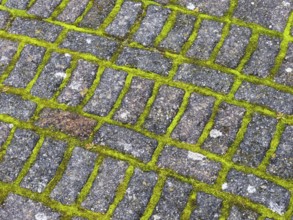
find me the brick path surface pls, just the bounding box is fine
[0,0,292,219]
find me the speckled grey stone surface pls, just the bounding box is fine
[0,39,18,75]
[28,0,62,18]
[57,0,89,23]
[0,10,10,29]
[5,0,29,10]
[228,206,259,220]
[0,122,12,149]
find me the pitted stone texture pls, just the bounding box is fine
[28,0,62,18]
[20,138,67,193]
[151,178,192,220]
[0,10,10,29]
[94,123,158,163]
[235,81,293,114]
[174,63,234,93]
[0,122,12,148]
[134,5,170,46]
[153,0,170,4]
[0,39,18,75]
[190,192,222,220]
[202,102,245,155]
[0,93,36,121]
[0,129,39,182]
[228,206,259,220]
[159,13,196,53]
[243,35,280,78]
[83,68,127,116]
[4,44,46,88]
[9,18,62,42]
[58,60,98,106]
[233,114,277,167]
[82,158,128,213]
[144,85,184,135]
[50,147,97,205]
[113,77,154,124]
[0,194,61,220]
[216,25,251,68]
[187,19,223,60]
[158,146,221,184]
[106,1,142,38]
[31,52,72,99]
[113,168,157,220]
[57,0,89,23]
[224,169,290,214]
[267,126,293,179]
[5,0,29,9]
[234,0,292,32]
[171,93,215,144]
[116,47,172,75]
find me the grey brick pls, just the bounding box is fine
[157,146,221,184]
[228,206,259,220]
[28,0,62,18]
[57,0,90,23]
[50,147,97,205]
[5,0,29,9]
[94,123,158,163]
[0,39,18,76]
[171,93,215,144]
[0,129,39,182]
[0,122,12,149]
[0,10,10,29]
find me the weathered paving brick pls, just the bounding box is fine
[113,77,154,124]
[157,146,221,184]
[0,93,36,121]
[35,108,97,140]
[243,35,280,78]
[223,169,290,214]
[113,168,157,220]
[233,114,277,167]
[50,147,97,205]
[5,0,29,9]
[216,25,251,68]
[106,1,142,38]
[0,129,39,182]
[0,10,10,29]
[228,206,259,220]
[31,52,72,99]
[0,194,61,220]
[94,123,158,163]
[202,102,245,155]
[57,0,90,23]
[57,59,98,106]
[235,81,293,114]
[4,44,46,88]
[0,39,18,76]
[0,122,12,149]
[171,93,215,144]
[174,63,234,93]
[133,5,170,46]
[20,138,67,193]
[61,31,118,60]
[82,158,128,213]
[116,47,172,75]
[187,19,223,60]
[28,0,62,18]
[190,192,222,220]
[267,126,293,179]
[144,85,184,135]
[9,18,63,42]
[159,13,196,53]
[83,68,127,116]
[151,178,192,220]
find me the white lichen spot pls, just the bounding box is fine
[86,38,92,44]
[209,129,223,138]
[251,1,255,5]
[247,185,256,193]
[64,53,71,58]
[285,67,292,73]
[188,151,206,161]
[269,201,284,215]
[152,215,161,220]
[54,72,66,78]
[119,111,129,120]
[35,213,48,220]
[282,1,290,7]
[8,124,14,128]
[222,182,228,190]
[187,3,196,10]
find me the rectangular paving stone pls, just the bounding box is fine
[216,25,251,68]
[61,31,118,60]
[28,0,62,18]
[235,81,293,114]
[57,59,98,106]
[0,93,37,121]
[4,44,46,88]
[0,10,10,29]
[113,77,154,124]
[0,122,12,149]
[157,146,221,184]
[57,0,90,23]
[116,47,172,75]
[31,52,72,99]
[9,18,63,42]
[20,138,68,193]
[83,68,127,116]
[81,157,128,213]
[112,168,157,220]
[5,0,29,9]
[94,123,158,163]
[186,19,224,60]
[105,1,142,38]
[171,93,215,144]
[233,114,277,167]
[144,85,184,135]
[0,129,39,182]
[224,169,290,214]
[228,206,259,220]
[174,63,234,93]
[150,178,192,220]
[50,147,97,205]
[201,102,245,155]
[0,39,18,75]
